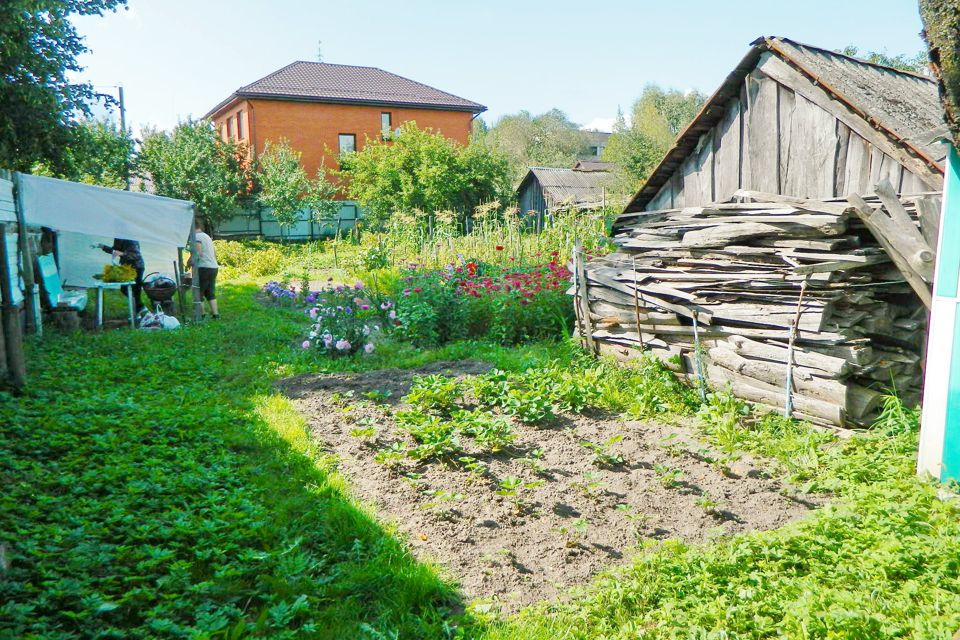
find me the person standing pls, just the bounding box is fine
[99,238,145,313]
[187,222,220,319]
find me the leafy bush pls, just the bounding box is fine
[216,240,285,277]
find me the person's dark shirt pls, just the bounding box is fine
[102,238,144,270]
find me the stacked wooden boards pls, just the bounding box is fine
[575,189,940,427]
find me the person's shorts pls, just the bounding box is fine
[198,267,218,301]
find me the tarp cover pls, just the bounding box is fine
[11,173,193,247]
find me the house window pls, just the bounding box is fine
[226,116,234,140]
[381,112,392,138]
[338,133,356,155]
[236,110,244,139]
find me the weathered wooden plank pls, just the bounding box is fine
[848,194,932,307]
[741,70,780,194]
[726,334,848,376]
[705,362,843,424]
[915,197,941,252]
[870,150,903,194]
[681,218,847,248]
[842,132,872,195]
[714,98,742,202]
[833,121,851,197]
[780,90,838,198]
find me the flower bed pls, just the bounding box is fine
[394,256,574,347]
[301,280,395,357]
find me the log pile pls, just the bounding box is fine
[576,187,940,427]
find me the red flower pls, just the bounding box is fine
[495,245,504,251]
[413,287,422,293]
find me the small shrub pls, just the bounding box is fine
[302,280,393,357]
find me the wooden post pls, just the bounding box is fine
[0,223,26,390]
[12,173,37,334]
[174,258,186,322]
[573,239,596,355]
[189,209,202,322]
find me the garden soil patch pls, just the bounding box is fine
[280,362,821,612]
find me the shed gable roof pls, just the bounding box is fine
[624,36,944,213]
[519,167,614,206]
[206,61,485,118]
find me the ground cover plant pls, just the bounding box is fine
[0,286,469,639]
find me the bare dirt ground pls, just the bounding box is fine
[280,361,822,612]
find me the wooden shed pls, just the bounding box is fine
[577,37,946,428]
[628,36,944,213]
[517,167,615,217]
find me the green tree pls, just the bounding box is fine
[603,85,705,193]
[919,0,960,147]
[256,139,339,239]
[338,122,510,228]
[485,109,588,183]
[839,45,930,75]
[137,120,250,228]
[33,119,133,189]
[0,0,128,171]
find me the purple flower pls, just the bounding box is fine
[308,308,318,319]
[354,280,364,290]
[364,343,374,354]
[301,340,311,349]
[380,301,392,310]
[344,306,352,314]
[388,310,397,320]
[323,334,333,347]
[402,289,411,296]
[360,304,370,310]
[335,338,351,351]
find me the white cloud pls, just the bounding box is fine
[582,117,615,132]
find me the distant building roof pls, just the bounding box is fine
[518,167,615,209]
[574,160,616,172]
[582,130,612,145]
[205,61,486,118]
[625,36,944,212]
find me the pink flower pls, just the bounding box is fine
[335,338,351,351]
[364,343,375,354]
[360,304,370,310]
[301,340,311,349]
[388,310,397,320]
[308,308,318,319]
[323,334,333,347]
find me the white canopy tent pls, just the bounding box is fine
[0,172,198,324]
[5,173,194,246]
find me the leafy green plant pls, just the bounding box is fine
[451,410,516,453]
[572,471,607,500]
[653,463,684,489]
[495,476,543,515]
[403,375,464,416]
[373,441,408,469]
[581,435,626,467]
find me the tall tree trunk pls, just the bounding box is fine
[920,0,960,147]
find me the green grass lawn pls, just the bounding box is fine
[3,281,960,639]
[0,284,473,639]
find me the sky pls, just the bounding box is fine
[72,0,927,136]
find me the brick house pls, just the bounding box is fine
[205,62,486,238]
